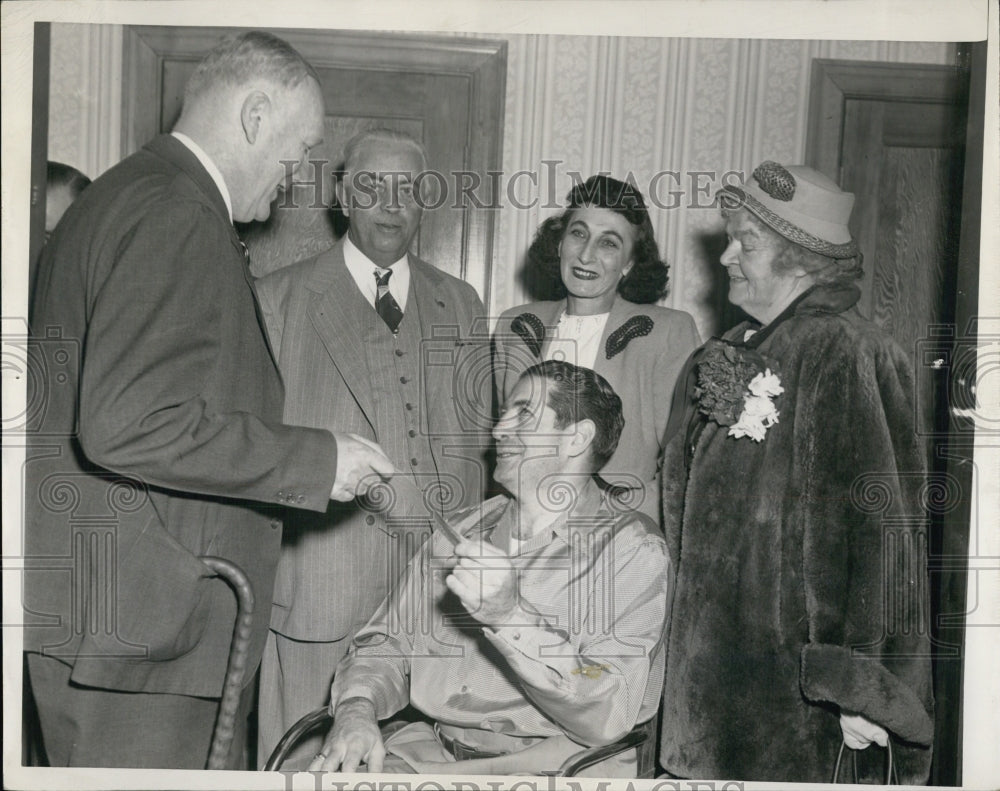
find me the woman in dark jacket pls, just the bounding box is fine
[659,161,933,783]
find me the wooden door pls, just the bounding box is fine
[806,58,977,786]
[122,26,506,304]
[27,22,51,309]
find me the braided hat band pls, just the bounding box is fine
[718,161,860,260]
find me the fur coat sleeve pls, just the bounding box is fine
[659,286,933,783]
[795,320,934,743]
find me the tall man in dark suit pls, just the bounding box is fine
[255,128,491,766]
[23,32,394,769]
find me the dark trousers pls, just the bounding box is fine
[25,652,251,769]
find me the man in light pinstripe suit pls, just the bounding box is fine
[254,129,491,766]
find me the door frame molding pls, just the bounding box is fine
[121,26,507,304]
[806,56,978,787]
[805,59,967,182]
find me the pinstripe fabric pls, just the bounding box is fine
[332,493,670,748]
[258,632,352,770]
[254,238,490,761]
[361,292,442,517]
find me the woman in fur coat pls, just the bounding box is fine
[658,161,933,783]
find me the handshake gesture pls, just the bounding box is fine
[329,433,395,501]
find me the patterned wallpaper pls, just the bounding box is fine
[49,25,88,172]
[48,25,955,336]
[491,36,956,338]
[48,24,122,185]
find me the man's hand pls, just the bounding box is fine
[840,710,889,750]
[445,539,518,625]
[308,697,384,773]
[330,433,394,501]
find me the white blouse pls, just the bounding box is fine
[543,311,611,370]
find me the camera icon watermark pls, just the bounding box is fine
[416,318,495,436]
[2,317,81,438]
[914,317,1000,436]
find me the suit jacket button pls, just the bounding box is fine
[405,403,414,411]
[270,519,281,529]
[399,376,409,384]
[366,515,375,525]
[408,429,417,438]
[395,349,404,357]
[410,458,419,467]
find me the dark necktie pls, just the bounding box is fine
[374,269,404,333]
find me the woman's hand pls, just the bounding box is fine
[840,710,889,750]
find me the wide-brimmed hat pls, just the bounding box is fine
[718,161,859,259]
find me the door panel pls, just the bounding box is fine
[837,95,966,352]
[807,58,974,786]
[122,26,506,302]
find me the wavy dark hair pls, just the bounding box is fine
[522,360,624,471]
[47,161,91,199]
[526,175,668,304]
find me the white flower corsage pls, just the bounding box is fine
[727,369,784,442]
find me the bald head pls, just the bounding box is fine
[173,31,325,224]
[183,31,320,110]
[342,128,427,175]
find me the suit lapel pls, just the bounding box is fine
[239,242,282,373]
[410,258,453,412]
[307,242,377,422]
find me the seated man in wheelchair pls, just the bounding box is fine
[307,360,670,776]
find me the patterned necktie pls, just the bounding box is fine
[374,269,404,333]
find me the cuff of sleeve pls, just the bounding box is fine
[290,427,339,512]
[800,643,933,745]
[329,682,382,717]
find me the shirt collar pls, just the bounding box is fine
[342,232,410,306]
[343,232,408,273]
[170,132,233,223]
[485,485,613,556]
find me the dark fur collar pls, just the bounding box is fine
[730,283,861,350]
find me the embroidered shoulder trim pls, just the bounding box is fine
[511,312,546,358]
[606,315,654,359]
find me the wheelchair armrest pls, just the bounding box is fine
[264,707,332,771]
[540,719,654,778]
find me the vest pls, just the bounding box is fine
[361,287,444,525]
